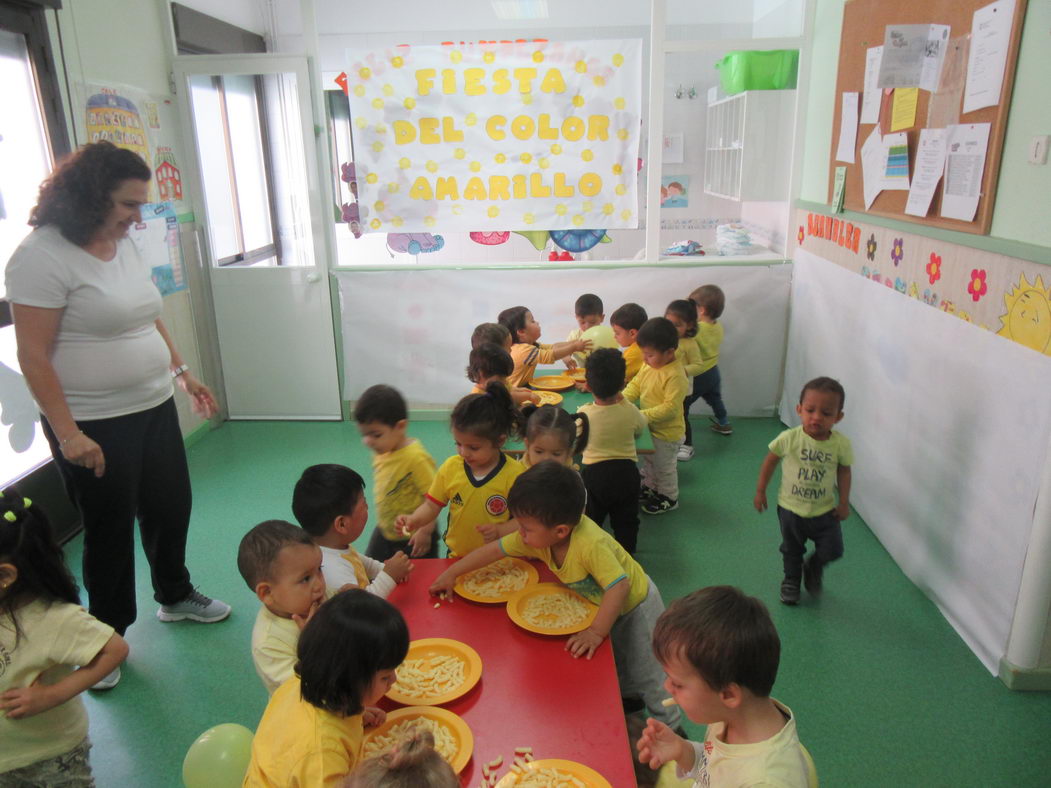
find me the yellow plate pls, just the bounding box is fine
[533,390,564,406]
[362,705,474,773]
[567,368,587,381]
[386,638,482,706]
[454,557,540,604]
[494,758,613,787]
[530,375,576,391]
[505,582,599,636]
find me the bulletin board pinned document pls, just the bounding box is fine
[828,0,1027,234]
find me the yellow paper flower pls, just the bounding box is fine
[614,97,626,110]
[356,117,368,128]
[572,95,585,108]
[465,112,478,126]
[593,76,605,87]
[382,84,394,97]
[524,212,535,224]
[470,161,482,172]
[615,184,627,195]
[371,141,384,153]
[404,97,416,110]
[495,153,507,164]
[359,67,371,80]
[483,52,496,64]
[532,51,544,63]
[611,163,623,175]
[613,53,624,67]
[387,182,399,193]
[617,128,629,140]
[365,173,379,184]
[602,203,614,215]
[555,204,568,216]
[581,149,594,162]
[454,148,466,160]
[353,85,366,97]
[550,144,562,155]
[488,205,500,217]
[450,50,462,63]
[539,157,550,169]
[370,218,381,229]
[520,153,532,164]
[399,157,412,169]
[522,94,533,105]
[374,200,385,212]
[391,56,404,68]
[426,161,438,173]
[573,215,585,226]
[582,201,593,212]
[374,123,387,134]
[575,60,587,74]
[392,216,404,226]
[371,98,384,109]
[424,216,437,227]
[620,209,631,220]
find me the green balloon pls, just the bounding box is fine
[182,723,254,788]
[513,230,550,251]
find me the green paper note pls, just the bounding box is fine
[832,166,847,213]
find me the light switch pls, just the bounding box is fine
[1030,135,1049,165]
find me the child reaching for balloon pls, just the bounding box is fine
[0,491,129,786]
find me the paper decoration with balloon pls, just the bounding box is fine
[387,233,445,255]
[550,229,607,253]
[469,231,510,245]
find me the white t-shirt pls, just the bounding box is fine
[318,545,395,598]
[5,225,173,420]
[0,598,114,771]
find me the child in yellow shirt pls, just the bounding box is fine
[397,383,525,557]
[565,293,618,367]
[243,590,408,787]
[520,403,589,469]
[498,305,589,387]
[665,299,703,461]
[623,318,689,515]
[354,384,439,560]
[430,462,681,731]
[467,342,539,405]
[686,285,731,442]
[610,302,648,385]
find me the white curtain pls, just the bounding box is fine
[336,263,792,415]
[784,249,1051,672]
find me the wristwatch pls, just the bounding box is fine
[171,364,190,378]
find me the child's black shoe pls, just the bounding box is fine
[780,580,800,605]
[803,556,824,595]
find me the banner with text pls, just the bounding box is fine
[345,39,642,233]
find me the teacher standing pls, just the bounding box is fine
[5,142,229,687]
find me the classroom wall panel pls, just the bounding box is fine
[782,248,1051,673]
[336,264,791,416]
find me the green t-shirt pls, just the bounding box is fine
[770,426,853,517]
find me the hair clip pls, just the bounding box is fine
[3,512,16,523]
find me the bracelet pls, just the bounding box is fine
[59,430,83,447]
[171,364,190,379]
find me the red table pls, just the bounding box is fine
[384,559,636,787]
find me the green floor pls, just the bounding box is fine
[69,417,1051,787]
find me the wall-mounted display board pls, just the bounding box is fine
[828,0,1027,235]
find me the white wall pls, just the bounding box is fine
[176,0,267,36]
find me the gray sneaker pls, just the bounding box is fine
[90,667,121,691]
[157,589,231,623]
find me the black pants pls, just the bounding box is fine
[581,460,641,554]
[43,397,194,634]
[776,505,844,585]
[683,365,728,445]
[365,527,439,562]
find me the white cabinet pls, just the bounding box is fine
[704,90,795,201]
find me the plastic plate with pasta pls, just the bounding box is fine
[532,390,564,406]
[361,706,473,773]
[386,638,482,706]
[530,375,576,391]
[493,758,613,787]
[454,557,540,603]
[505,583,599,636]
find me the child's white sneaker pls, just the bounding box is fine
[677,444,695,461]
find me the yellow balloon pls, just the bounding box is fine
[182,723,254,788]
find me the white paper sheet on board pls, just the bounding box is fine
[963,0,1016,113]
[877,24,950,91]
[941,123,990,221]
[860,46,883,124]
[860,126,885,209]
[905,128,948,217]
[835,92,859,163]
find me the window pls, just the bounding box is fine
[0,0,69,487]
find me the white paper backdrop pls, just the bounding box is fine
[337,264,791,415]
[784,249,1051,672]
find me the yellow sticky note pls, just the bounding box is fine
[890,88,919,132]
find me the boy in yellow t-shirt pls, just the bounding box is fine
[684,285,731,452]
[623,318,689,515]
[636,586,817,788]
[353,384,439,561]
[610,302,648,385]
[430,462,681,730]
[565,293,618,368]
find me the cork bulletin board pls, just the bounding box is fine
[828,0,1028,235]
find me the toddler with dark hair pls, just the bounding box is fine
[292,463,412,595]
[577,348,647,554]
[637,586,817,787]
[429,462,680,730]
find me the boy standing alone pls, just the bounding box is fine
[755,377,853,605]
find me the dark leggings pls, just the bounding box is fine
[581,460,641,554]
[43,397,194,634]
[683,365,728,445]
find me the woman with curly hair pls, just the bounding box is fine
[3,142,229,689]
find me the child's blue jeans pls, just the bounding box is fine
[683,365,728,444]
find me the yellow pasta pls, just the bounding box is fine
[363,717,457,763]
[461,558,530,598]
[391,654,466,700]
[510,768,587,787]
[521,591,590,628]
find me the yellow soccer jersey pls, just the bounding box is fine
[500,515,649,616]
[373,439,437,541]
[427,453,525,556]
